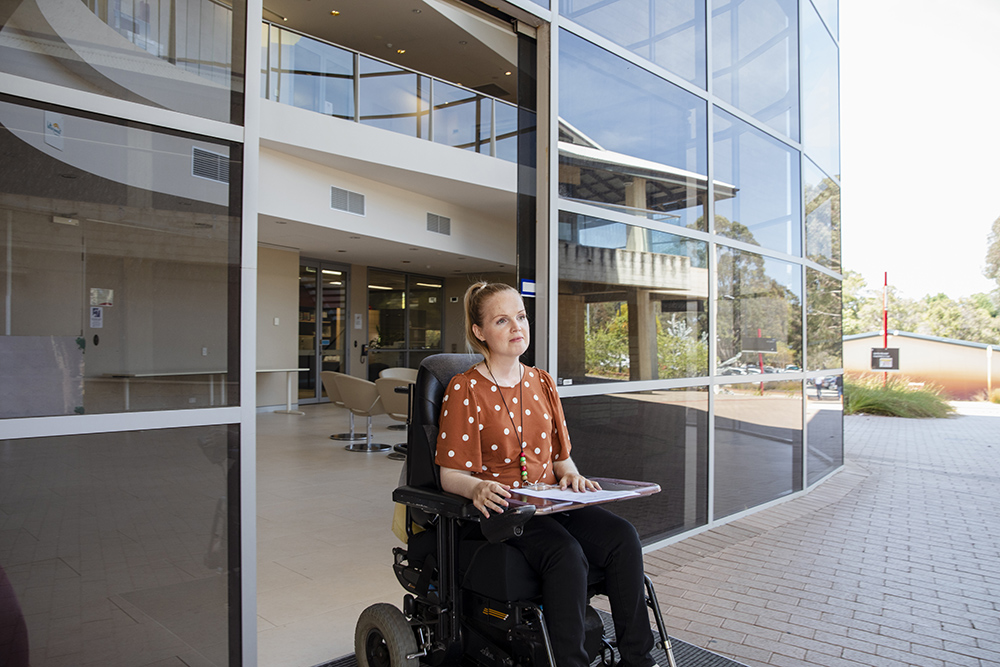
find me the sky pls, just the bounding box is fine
[840,0,1000,300]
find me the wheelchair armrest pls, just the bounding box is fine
[393,485,482,520]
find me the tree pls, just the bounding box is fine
[985,215,1000,289]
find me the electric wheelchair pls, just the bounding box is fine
[355,354,678,667]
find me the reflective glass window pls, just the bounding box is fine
[561,388,708,542]
[0,425,239,666]
[810,0,839,40]
[269,25,355,120]
[716,247,802,375]
[801,1,840,177]
[714,379,802,518]
[558,212,709,384]
[806,374,843,485]
[0,98,240,418]
[560,0,706,87]
[367,269,443,380]
[434,80,490,153]
[712,0,798,140]
[806,268,842,371]
[495,101,518,162]
[559,30,707,230]
[359,57,430,139]
[804,157,841,271]
[714,108,801,255]
[0,0,244,123]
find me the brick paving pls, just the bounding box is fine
[643,401,1000,667]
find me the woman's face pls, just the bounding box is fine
[473,290,529,361]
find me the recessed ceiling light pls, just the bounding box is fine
[505,71,512,76]
[397,49,406,54]
[458,40,467,45]
[412,8,421,13]
[330,10,340,16]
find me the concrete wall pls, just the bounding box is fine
[844,334,999,399]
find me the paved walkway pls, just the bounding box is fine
[643,401,1000,667]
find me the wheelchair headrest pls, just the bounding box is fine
[407,353,483,491]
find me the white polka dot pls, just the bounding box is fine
[464,398,469,406]
[517,426,522,432]
[534,447,541,455]
[563,420,567,425]
[504,458,511,463]
[522,441,527,448]
[470,379,477,385]
[513,481,520,487]
[529,372,535,377]
[554,454,561,460]
[491,386,497,392]
[494,405,501,411]
[477,406,481,412]
[479,424,484,431]
[444,394,449,402]
[468,416,474,424]
[448,450,455,457]
[454,384,461,391]
[541,432,547,439]
[482,465,488,471]
[462,434,469,441]
[509,412,514,419]
[492,473,500,478]
[465,461,473,468]
[443,409,448,416]
[491,444,498,450]
[533,395,539,401]
[504,428,510,435]
[441,432,447,439]
[525,409,531,416]
[512,397,518,404]
[524,381,530,388]
[544,413,550,420]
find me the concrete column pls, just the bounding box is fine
[627,287,656,381]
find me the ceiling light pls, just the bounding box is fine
[413,8,421,13]
[330,10,340,16]
[458,40,467,45]
[397,49,406,54]
[52,216,79,226]
[505,71,512,76]
[368,285,393,290]
[263,6,287,21]
[322,269,342,275]
[416,282,442,288]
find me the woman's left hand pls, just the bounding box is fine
[558,472,602,492]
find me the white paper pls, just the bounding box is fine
[514,487,639,504]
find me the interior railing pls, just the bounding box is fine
[261,21,519,162]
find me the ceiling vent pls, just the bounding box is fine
[331,186,365,216]
[427,212,451,235]
[192,147,229,183]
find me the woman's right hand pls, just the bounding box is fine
[472,480,511,518]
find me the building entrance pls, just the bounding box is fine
[298,260,350,403]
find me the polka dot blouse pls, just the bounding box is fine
[435,364,572,488]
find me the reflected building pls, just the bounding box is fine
[0,0,841,664]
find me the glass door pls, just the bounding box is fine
[366,269,443,380]
[298,261,349,403]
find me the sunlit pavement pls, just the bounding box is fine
[643,401,1000,667]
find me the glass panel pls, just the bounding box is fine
[321,267,348,376]
[274,27,355,119]
[716,247,802,375]
[560,0,706,87]
[714,108,801,255]
[368,349,404,381]
[806,267,842,371]
[712,0,798,140]
[562,388,708,542]
[433,80,483,151]
[298,265,319,400]
[495,101,518,162]
[0,425,238,666]
[408,278,443,351]
[0,0,244,123]
[810,0,838,42]
[804,158,841,271]
[559,30,708,229]
[801,1,841,177]
[806,374,843,485]
[478,96,494,155]
[368,269,407,378]
[0,98,239,418]
[359,57,427,138]
[714,379,803,518]
[558,212,709,385]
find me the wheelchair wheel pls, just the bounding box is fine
[355,603,419,667]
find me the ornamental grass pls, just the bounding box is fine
[844,374,955,419]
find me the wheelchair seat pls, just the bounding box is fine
[356,353,677,667]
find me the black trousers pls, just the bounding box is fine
[506,506,655,667]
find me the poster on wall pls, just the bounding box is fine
[871,348,899,371]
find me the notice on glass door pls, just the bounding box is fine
[90,307,103,329]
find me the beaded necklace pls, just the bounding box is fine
[485,362,529,486]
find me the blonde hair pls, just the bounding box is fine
[463,281,520,361]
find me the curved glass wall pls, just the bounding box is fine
[714,379,803,519]
[561,387,708,542]
[801,0,841,177]
[0,0,245,123]
[559,0,706,87]
[0,97,241,418]
[716,247,803,375]
[558,30,707,230]
[558,212,709,385]
[712,0,799,141]
[713,108,802,255]
[804,157,841,271]
[806,377,843,485]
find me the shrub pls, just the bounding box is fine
[990,389,1000,404]
[844,374,955,418]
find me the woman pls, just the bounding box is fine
[435,281,658,667]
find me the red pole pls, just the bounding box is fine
[883,272,888,388]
